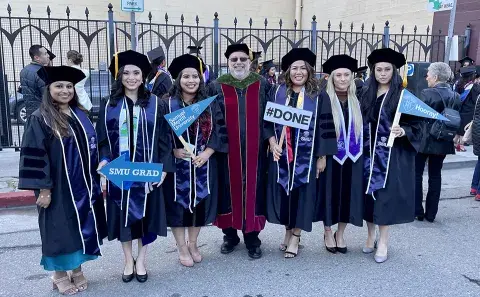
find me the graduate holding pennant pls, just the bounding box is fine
[360,48,423,263]
[161,54,228,267]
[18,66,108,295]
[96,50,175,283]
[264,48,337,258]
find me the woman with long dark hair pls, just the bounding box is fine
[360,48,422,263]
[96,50,174,283]
[317,55,364,254]
[162,54,228,266]
[265,48,337,258]
[18,66,107,295]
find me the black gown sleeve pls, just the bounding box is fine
[263,83,277,141]
[314,91,338,157]
[95,97,112,161]
[152,74,173,98]
[207,99,229,153]
[157,98,175,173]
[398,113,423,152]
[18,115,53,190]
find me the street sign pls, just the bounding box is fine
[98,155,163,188]
[121,0,144,12]
[407,64,415,77]
[427,0,454,12]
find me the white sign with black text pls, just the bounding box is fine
[263,101,313,130]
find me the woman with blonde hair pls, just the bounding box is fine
[316,55,364,254]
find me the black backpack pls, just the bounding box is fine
[429,89,461,141]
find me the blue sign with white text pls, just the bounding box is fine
[398,89,449,121]
[99,155,163,188]
[164,95,217,137]
[407,63,415,76]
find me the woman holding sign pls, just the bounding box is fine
[161,54,228,267]
[360,48,422,263]
[316,55,364,254]
[18,66,107,295]
[265,48,337,258]
[96,50,174,283]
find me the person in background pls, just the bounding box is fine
[146,46,173,98]
[96,50,174,283]
[66,50,92,111]
[318,73,329,91]
[250,51,262,73]
[360,48,422,263]
[455,66,480,152]
[187,45,217,84]
[20,44,49,117]
[18,66,107,295]
[46,49,55,66]
[415,62,461,222]
[459,56,475,68]
[355,66,368,89]
[261,59,277,85]
[162,54,228,267]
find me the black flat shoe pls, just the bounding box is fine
[416,215,424,221]
[136,272,148,283]
[220,241,238,254]
[248,247,263,259]
[324,234,337,254]
[122,259,135,283]
[334,232,347,254]
[425,217,435,223]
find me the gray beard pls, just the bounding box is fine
[231,71,250,81]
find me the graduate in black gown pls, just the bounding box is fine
[261,59,277,86]
[96,50,174,283]
[146,46,173,98]
[317,55,364,254]
[161,54,228,267]
[360,48,422,263]
[18,66,107,295]
[265,48,337,258]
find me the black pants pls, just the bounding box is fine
[222,227,261,250]
[415,153,446,220]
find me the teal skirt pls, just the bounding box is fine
[40,250,98,271]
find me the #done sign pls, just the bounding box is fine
[263,101,313,130]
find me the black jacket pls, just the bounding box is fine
[418,83,461,155]
[469,85,480,156]
[20,62,45,117]
[457,83,480,136]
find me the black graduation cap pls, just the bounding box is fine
[147,46,166,62]
[108,50,152,79]
[476,65,480,78]
[459,56,474,65]
[37,65,86,85]
[187,45,203,55]
[356,66,368,73]
[460,65,477,77]
[281,48,316,72]
[262,59,275,70]
[46,49,56,61]
[168,54,206,79]
[224,43,252,60]
[321,55,358,74]
[252,51,262,60]
[367,48,406,68]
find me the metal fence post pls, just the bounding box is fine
[382,20,390,48]
[213,12,219,78]
[464,24,472,57]
[108,3,115,62]
[310,15,317,54]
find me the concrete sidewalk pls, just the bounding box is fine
[0,146,478,207]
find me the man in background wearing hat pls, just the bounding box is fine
[354,66,368,89]
[187,45,216,84]
[210,43,272,259]
[146,46,173,98]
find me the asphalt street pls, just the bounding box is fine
[0,167,479,297]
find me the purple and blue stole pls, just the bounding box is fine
[332,98,363,165]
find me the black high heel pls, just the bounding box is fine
[334,232,347,254]
[324,233,337,254]
[122,259,136,283]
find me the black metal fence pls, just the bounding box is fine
[0,3,472,148]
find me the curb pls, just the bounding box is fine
[0,191,35,208]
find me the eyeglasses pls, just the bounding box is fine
[229,57,249,63]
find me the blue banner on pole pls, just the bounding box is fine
[98,155,163,188]
[398,89,449,121]
[164,95,217,137]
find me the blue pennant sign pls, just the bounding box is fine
[398,89,449,121]
[164,95,217,136]
[98,155,163,188]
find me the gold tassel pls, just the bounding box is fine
[114,53,119,79]
[402,62,408,88]
[197,57,203,74]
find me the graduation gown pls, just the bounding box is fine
[96,94,174,242]
[162,97,228,227]
[210,73,271,233]
[18,108,107,258]
[265,86,337,232]
[151,72,173,98]
[363,92,422,225]
[316,94,364,227]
